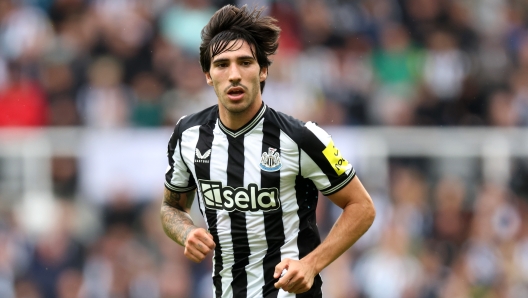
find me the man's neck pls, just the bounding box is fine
[219,100,263,131]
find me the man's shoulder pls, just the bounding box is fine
[174,105,219,133]
[265,106,306,129]
[264,105,309,142]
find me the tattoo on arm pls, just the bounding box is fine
[161,188,197,246]
[164,190,184,210]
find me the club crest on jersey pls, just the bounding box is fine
[260,147,281,172]
[195,148,211,163]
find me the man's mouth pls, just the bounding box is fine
[227,87,245,100]
[227,87,245,95]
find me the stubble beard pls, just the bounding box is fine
[219,82,259,115]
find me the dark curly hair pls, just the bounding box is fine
[199,5,281,93]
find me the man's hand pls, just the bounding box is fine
[273,258,317,294]
[184,228,216,263]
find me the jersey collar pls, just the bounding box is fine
[218,103,266,138]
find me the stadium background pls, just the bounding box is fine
[1,0,528,297]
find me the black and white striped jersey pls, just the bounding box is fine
[165,103,356,298]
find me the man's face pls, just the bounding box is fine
[205,39,267,116]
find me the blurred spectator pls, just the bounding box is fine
[0,2,53,64]
[431,175,472,266]
[102,190,142,230]
[159,0,215,55]
[92,0,155,84]
[446,2,479,53]
[39,58,75,100]
[370,23,424,125]
[51,157,78,200]
[39,56,81,126]
[401,0,448,46]
[161,54,216,125]
[423,28,470,102]
[269,2,301,54]
[296,0,333,49]
[48,95,80,126]
[511,69,528,126]
[355,222,424,298]
[26,206,84,298]
[0,62,48,127]
[263,51,320,123]
[130,72,164,127]
[55,268,83,298]
[76,55,133,128]
[487,88,518,126]
[390,165,430,241]
[14,278,41,298]
[316,34,373,125]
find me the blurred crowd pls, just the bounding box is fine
[1,0,528,297]
[0,0,527,128]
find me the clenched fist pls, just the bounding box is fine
[184,228,216,263]
[274,258,317,294]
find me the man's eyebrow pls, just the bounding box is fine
[212,58,229,64]
[212,56,256,64]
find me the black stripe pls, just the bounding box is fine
[227,136,250,297]
[261,119,284,298]
[166,122,197,191]
[194,122,223,298]
[295,175,323,297]
[300,128,337,178]
[165,126,178,185]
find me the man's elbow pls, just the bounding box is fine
[362,195,376,227]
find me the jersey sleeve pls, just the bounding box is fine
[165,121,197,193]
[299,121,356,196]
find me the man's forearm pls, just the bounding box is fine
[160,189,197,246]
[160,203,197,246]
[302,200,375,274]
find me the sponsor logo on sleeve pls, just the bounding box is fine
[322,140,349,176]
[199,180,280,212]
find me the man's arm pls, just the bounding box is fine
[274,176,376,293]
[160,187,215,262]
[160,187,197,246]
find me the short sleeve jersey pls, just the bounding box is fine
[165,103,356,298]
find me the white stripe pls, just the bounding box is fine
[208,127,234,298]
[279,130,302,218]
[278,130,301,298]
[305,121,332,146]
[170,128,198,191]
[217,212,233,298]
[299,149,332,190]
[243,120,267,297]
[277,289,297,298]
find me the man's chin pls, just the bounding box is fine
[222,101,249,114]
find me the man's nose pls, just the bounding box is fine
[228,64,241,82]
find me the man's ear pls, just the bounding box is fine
[205,72,213,86]
[259,67,268,82]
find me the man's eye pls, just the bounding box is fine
[218,63,227,68]
[242,61,251,66]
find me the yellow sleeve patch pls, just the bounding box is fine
[322,140,349,176]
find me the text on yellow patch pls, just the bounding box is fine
[322,140,349,176]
